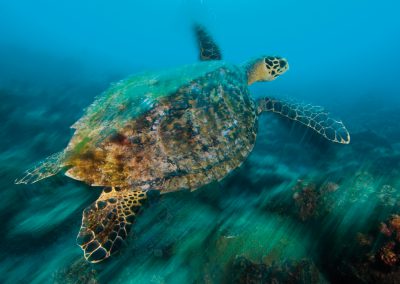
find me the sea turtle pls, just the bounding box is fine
[16,24,350,263]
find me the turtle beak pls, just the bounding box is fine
[279,58,289,74]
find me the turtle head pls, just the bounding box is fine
[244,56,289,85]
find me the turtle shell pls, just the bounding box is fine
[63,61,258,193]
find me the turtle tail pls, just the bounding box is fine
[15,151,66,184]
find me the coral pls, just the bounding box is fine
[373,215,400,268]
[53,258,97,284]
[356,215,400,269]
[347,171,376,203]
[335,215,400,283]
[380,215,400,243]
[378,242,398,267]
[356,233,373,246]
[292,180,318,221]
[377,185,399,207]
[389,215,400,232]
[229,256,324,284]
[292,179,339,221]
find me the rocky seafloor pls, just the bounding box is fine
[0,82,399,284]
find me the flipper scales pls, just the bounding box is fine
[77,187,147,263]
[258,97,350,144]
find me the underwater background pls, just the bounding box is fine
[1,0,400,283]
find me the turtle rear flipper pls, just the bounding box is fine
[194,23,222,61]
[15,151,66,184]
[257,97,350,144]
[77,188,147,263]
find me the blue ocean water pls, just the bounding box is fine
[1,0,400,283]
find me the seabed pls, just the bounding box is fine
[1,84,399,283]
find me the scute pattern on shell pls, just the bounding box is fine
[64,64,258,193]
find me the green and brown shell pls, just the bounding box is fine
[64,61,258,193]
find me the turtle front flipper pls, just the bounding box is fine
[194,24,222,61]
[257,97,350,144]
[77,187,147,263]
